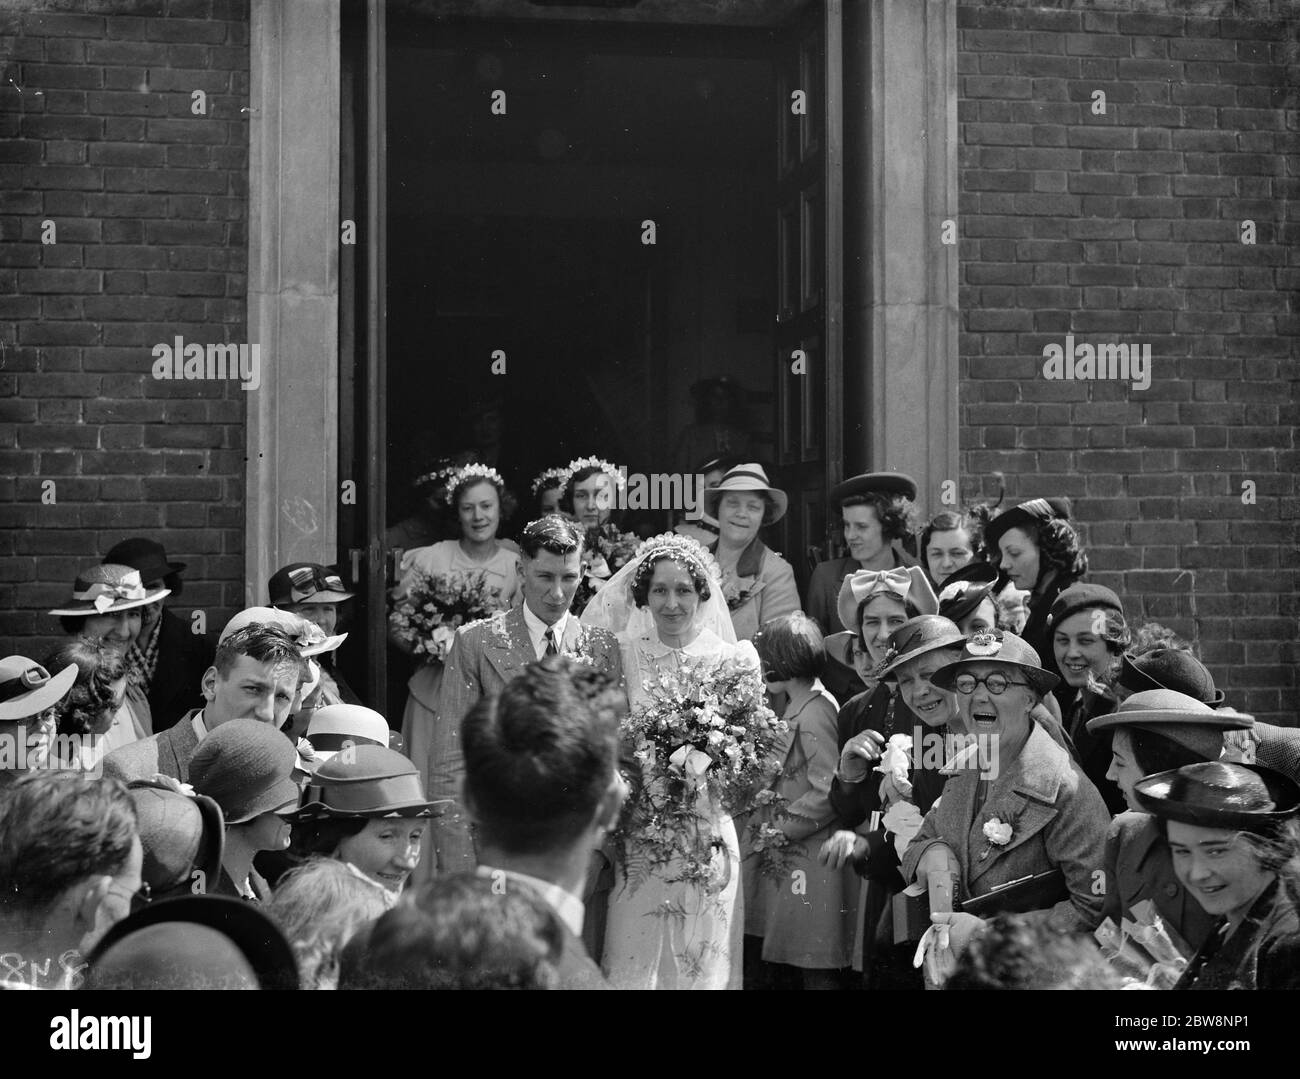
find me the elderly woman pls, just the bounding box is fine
[901,630,1110,975]
[49,563,169,751]
[704,463,800,643]
[1089,690,1254,959]
[1133,761,1300,990]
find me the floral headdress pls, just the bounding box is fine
[631,532,722,587]
[445,462,506,498]
[561,456,626,494]
[531,466,572,496]
[411,465,456,489]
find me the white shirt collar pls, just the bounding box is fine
[191,711,209,742]
[521,603,570,660]
[478,865,585,938]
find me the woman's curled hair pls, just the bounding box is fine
[839,491,918,543]
[631,552,713,607]
[41,638,126,737]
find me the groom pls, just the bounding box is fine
[435,516,623,948]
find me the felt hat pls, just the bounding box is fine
[1048,582,1125,628]
[127,779,225,896]
[1085,689,1253,759]
[937,576,1000,627]
[837,566,939,634]
[0,656,77,722]
[268,562,354,606]
[103,537,185,586]
[286,745,442,823]
[702,463,788,525]
[304,704,392,763]
[935,558,999,591]
[187,719,301,824]
[983,497,1073,549]
[219,606,346,657]
[1118,649,1225,707]
[822,630,860,671]
[48,564,170,617]
[830,472,918,504]
[87,895,299,990]
[1133,761,1300,832]
[931,629,1060,698]
[874,615,968,681]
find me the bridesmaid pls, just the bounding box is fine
[530,466,571,518]
[392,463,520,883]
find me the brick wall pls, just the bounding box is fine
[957,0,1298,721]
[0,0,250,660]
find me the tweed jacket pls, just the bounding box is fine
[901,719,1110,933]
[434,606,623,872]
[102,709,203,784]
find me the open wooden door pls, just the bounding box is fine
[772,0,843,594]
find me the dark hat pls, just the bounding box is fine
[0,656,77,722]
[931,629,1060,698]
[1085,689,1253,759]
[188,719,301,824]
[48,564,170,617]
[1048,583,1125,628]
[984,497,1073,549]
[936,559,999,591]
[286,745,443,822]
[837,566,938,633]
[103,537,185,585]
[127,779,225,896]
[831,472,918,504]
[1133,762,1300,832]
[268,562,354,606]
[937,576,1000,627]
[702,463,788,525]
[875,615,967,681]
[1118,649,1225,707]
[87,895,299,989]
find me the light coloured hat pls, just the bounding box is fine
[837,566,939,634]
[304,704,391,762]
[0,656,78,722]
[49,564,170,617]
[219,606,347,656]
[702,463,788,525]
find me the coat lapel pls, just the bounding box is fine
[483,608,534,686]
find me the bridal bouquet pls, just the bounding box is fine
[571,523,643,614]
[389,569,501,663]
[618,651,790,891]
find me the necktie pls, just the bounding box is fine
[544,628,559,657]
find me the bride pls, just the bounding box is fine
[582,533,758,990]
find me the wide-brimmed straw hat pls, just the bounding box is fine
[874,615,968,681]
[702,463,788,525]
[286,745,442,822]
[1118,649,1225,707]
[930,629,1060,698]
[1133,761,1300,831]
[1085,689,1252,759]
[0,656,77,722]
[837,566,939,634]
[188,719,302,825]
[830,471,918,505]
[48,564,170,617]
[984,497,1073,549]
[268,563,355,606]
[219,607,347,656]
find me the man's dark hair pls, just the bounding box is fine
[944,913,1119,990]
[341,873,562,990]
[518,515,585,560]
[0,773,138,919]
[213,624,307,682]
[462,656,623,855]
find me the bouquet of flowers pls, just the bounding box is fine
[389,569,501,663]
[617,651,791,891]
[571,523,643,614]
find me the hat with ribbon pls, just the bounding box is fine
[303,704,392,763]
[127,778,225,897]
[1085,688,1252,759]
[701,463,788,525]
[830,471,918,505]
[187,719,302,825]
[285,745,443,822]
[837,566,939,634]
[935,558,999,592]
[0,656,78,722]
[1133,761,1300,832]
[268,562,354,606]
[1117,649,1225,707]
[983,497,1073,549]
[874,615,968,682]
[219,607,347,657]
[937,575,1000,628]
[48,564,171,617]
[103,537,185,586]
[930,629,1060,698]
[1048,582,1125,628]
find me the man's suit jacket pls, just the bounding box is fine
[901,719,1109,933]
[433,607,623,873]
[103,709,202,784]
[148,610,214,732]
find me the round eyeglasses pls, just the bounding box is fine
[952,672,1029,696]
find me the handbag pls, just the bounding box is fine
[958,868,1068,918]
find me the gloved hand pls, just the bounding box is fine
[818,829,868,870]
[837,729,884,783]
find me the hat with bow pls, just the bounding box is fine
[836,566,939,635]
[218,607,347,656]
[48,564,171,617]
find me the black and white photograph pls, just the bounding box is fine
[0,0,1298,1030]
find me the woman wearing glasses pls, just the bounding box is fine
[900,630,1110,976]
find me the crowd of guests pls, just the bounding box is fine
[1,456,1298,991]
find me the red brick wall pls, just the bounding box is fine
[956,0,1298,721]
[0,0,249,660]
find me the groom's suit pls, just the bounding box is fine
[435,607,624,948]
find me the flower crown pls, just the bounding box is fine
[632,532,721,584]
[562,456,626,493]
[445,463,505,495]
[411,465,456,489]
[531,466,572,495]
